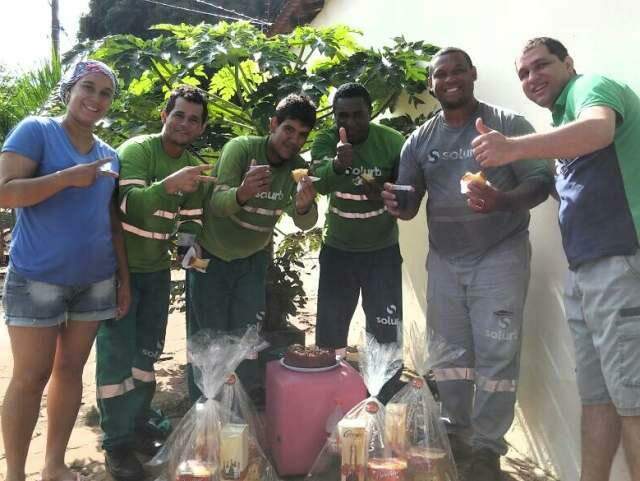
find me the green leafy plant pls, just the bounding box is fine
[265,227,322,330]
[0,57,61,144]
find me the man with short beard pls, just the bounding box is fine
[382,47,552,480]
[474,37,640,481]
[97,85,211,481]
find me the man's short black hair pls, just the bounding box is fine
[274,93,317,129]
[164,85,209,124]
[332,82,372,111]
[522,37,570,61]
[430,47,474,76]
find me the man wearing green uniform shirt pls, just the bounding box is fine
[187,93,318,401]
[96,86,211,481]
[311,82,405,353]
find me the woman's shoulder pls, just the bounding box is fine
[2,117,61,157]
[24,115,62,128]
[10,115,58,134]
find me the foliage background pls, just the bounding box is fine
[0,58,61,144]
[67,22,438,160]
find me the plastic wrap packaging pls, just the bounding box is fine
[149,326,280,481]
[215,372,267,455]
[385,324,466,481]
[307,334,404,481]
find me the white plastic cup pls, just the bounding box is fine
[391,184,415,210]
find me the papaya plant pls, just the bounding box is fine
[64,22,438,156]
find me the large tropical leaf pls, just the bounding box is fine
[0,56,62,144]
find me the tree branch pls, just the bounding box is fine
[207,92,253,124]
[148,59,172,89]
[233,64,247,110]
[316,110,335,122]
[294,45,307,70]
[371,93,396,120]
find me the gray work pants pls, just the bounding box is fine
[427,232,531,455]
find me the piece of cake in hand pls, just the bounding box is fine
[284,344,336,368]
[460,170,487,193]
[189,256,210,271]
[291,168,309,183]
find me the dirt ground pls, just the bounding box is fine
[0,260,559,481]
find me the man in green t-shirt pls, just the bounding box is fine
[187,93,318,401]
[311,83,405,356]
[97,86,212,481]
[474,37,640,481]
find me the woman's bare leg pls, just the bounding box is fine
[41,320,100,481]
[2,325,58,481]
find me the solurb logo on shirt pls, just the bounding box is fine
[427,148,474,162]
[348,166,382,186]
[255,191,284,201]
[376,304,400,326]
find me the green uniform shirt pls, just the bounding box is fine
[311,123,405,252]
[118,134,205,273]
[199,135,318,261]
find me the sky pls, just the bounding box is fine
[0,0,90,72]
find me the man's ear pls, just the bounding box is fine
[427,77,434,96]
[565,55,575,74]
[269,116,279,132]
[471,66,478,82]
[160,110,167,124]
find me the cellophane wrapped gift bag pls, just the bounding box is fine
[386,324,465,481]
[307,334,404,481]
[215,371,268,456]
[149,326,280,481]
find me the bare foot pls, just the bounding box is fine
[41,465,84,481]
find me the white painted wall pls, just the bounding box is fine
[313,2,640,480]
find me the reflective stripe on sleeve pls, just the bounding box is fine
[179,208,203,217]
[120,191,130,215]
[177,219,203,227]
[119,179,147,187]
[122,222,170,240]
[132,367,155,383]
[329,206,386,219]
[230,215,273,233]
[242,205,283,216]
[433,367,475,382]
[97,377,135,399]
[153,210,177,220]
[335,192,369,201]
